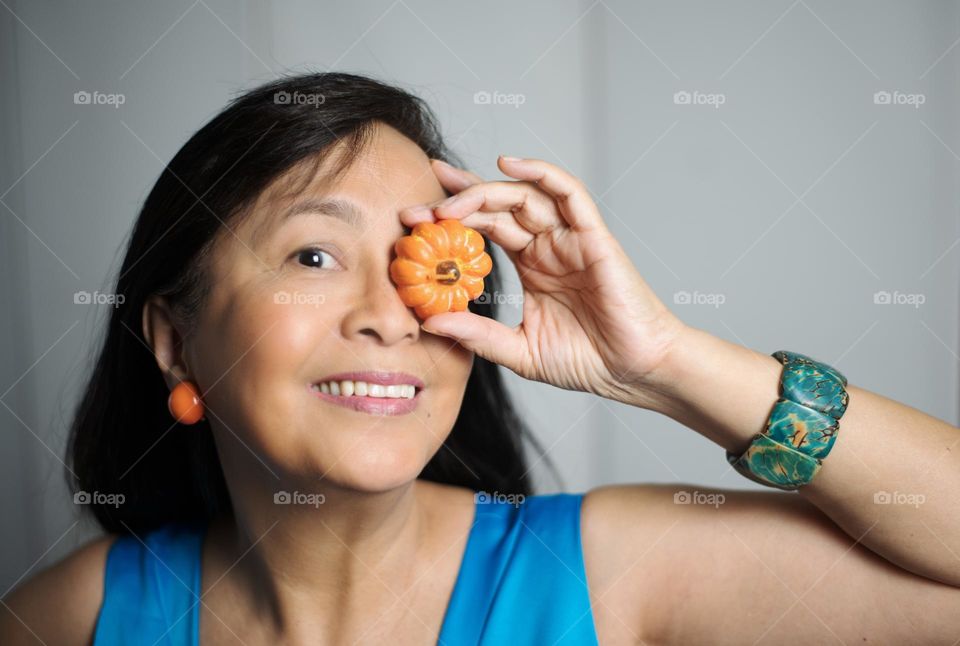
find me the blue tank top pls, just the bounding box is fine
[93,492,599,645]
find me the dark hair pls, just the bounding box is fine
[67,72,557,536]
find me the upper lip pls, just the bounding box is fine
[315,371,425,390]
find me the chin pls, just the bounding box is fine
[313,434,437,493]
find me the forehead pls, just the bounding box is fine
[246,124,442,242]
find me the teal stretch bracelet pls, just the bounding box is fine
[726,351,849,490]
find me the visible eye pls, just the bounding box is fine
[295,247,341,270]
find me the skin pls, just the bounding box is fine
[2,123,959,645]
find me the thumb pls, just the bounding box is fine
[420,311,526,371]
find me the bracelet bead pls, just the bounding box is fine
[725,350,849,490]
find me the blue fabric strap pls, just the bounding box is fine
[437,492,598,645]
[93,523,204,646]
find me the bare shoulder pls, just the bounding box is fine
[581,482,696,575]
[580,483,690,644]
[0,533,117,646]
[581,483,960,646]
[581,483,840,644]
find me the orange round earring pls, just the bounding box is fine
[167,380,205,425]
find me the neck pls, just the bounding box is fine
[210,474,436,642]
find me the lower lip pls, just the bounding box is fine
[308,385,421,416]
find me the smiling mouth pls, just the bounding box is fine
[309,379,420,400]
[308,378,423,416]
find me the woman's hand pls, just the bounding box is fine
[400,156,686,407]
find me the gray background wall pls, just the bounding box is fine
[2,0,958,593]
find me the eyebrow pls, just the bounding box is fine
[281,197,364,228]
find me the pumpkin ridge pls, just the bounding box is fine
[389,221,493,319]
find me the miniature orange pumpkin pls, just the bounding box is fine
[390,218,493,319]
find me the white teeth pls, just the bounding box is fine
[313,379,417,399]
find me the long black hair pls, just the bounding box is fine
[67,72,556,536]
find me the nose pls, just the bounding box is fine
[341,267,421,346]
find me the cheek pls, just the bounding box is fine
[427,335,474,380]
[191,292,336,440]
[200,293,329,383]
[423,336,474,420]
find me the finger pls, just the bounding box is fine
[420,310,527,371]
[397,206,522,268]
[435,180,559,229]
[399,204,438,227]
[399,160,484,227]
[496,156,605,231]
[431,158,484,192]
[402,180,554,255]
[432,190,537,254]
[397,199,525,270]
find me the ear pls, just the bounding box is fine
[142,295,192,390]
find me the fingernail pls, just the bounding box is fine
[500,155,522,162]
[433,159,454,169]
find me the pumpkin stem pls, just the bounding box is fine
[435,260,461,284]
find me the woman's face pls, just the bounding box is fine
[183,124,473,492]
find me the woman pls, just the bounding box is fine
[2,72,958,645]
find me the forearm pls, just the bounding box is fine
[637,323,960,587]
